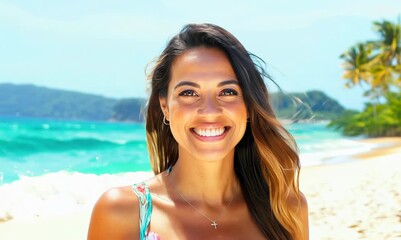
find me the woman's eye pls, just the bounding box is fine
[220,89,238,96]
[179,90,197,97]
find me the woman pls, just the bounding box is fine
[88,23,308,240]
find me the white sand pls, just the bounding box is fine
[1,138,401,239]
[301,138,401,239]
[0,212,91,240]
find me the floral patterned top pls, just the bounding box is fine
[132,182,161,240]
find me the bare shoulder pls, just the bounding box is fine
[87,185,139,240]
[287,191,308,211]
[287,191,309,240]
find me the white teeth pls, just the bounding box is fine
[194,128,225,137]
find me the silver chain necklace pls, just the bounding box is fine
[167,166,237,229]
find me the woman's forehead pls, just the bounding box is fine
[170,47,236,82]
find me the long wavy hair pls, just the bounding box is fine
[145,23,303,239]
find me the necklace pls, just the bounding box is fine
[167,166,237,229]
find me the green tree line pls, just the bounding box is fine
[329,17,401,137]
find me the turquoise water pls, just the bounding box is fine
[0,118,150,183]
[0,117,369,184]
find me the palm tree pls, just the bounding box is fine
[369,19,401,92]
[340,19,401,98]
[371,20,401,65]
[333,17,401,137]
[340,43,373,89]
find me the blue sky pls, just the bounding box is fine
[1,1,400,110]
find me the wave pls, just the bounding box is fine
[0,171,154,222]
[0,136,146,156]
[299,139,376,166]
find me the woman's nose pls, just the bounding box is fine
[197,95,222,117]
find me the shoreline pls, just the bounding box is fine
[354,137,401,159]
[1,137,400,239]
[301,137,401,239]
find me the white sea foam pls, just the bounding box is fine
[300,139,376,166]
[0,171,154,222]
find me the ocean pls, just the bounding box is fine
[0,117,374,185]
[0,117,377,222]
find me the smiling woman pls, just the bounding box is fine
[88,23,308,240]
[160,47,248,163]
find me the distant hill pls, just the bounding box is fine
[111,98,146,122]
[0,83,345,122]
[270,90,345,121]
[0,83,144,121]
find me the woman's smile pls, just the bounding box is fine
[192,127,227,137]
[190,126,231,142]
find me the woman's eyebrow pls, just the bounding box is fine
[174,81,200,90]
[217,79,239,87]
[174,79,238,90]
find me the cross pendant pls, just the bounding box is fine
[211,221,218,229]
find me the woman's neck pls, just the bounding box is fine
[166,150,240,206]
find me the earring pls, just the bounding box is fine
[163,115,170,125]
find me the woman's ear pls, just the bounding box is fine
[159,96,169,120]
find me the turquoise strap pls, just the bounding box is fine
[132,182,152,240]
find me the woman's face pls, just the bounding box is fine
[160,47,248,162]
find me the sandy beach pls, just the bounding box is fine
[302,137,401,239]
[1,138,401,239]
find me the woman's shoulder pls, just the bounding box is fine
[287,190,308,209]
[97,185,139,211]
[87,174,167,239]
[287,190,309,240]
[87,185,140,240]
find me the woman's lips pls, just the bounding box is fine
[192,127,227,137]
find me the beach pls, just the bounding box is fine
[302,137,401,239]
[1,138,401,239]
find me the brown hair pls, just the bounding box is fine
[145,23,302,239]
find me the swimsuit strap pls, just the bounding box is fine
[132,182,153,240]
